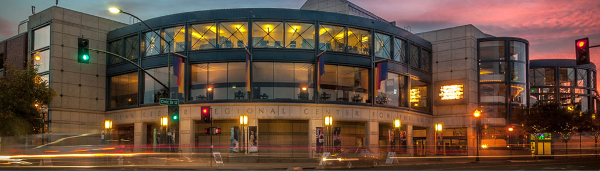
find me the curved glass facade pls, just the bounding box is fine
[530,60,597,113]
[478,38,529,121]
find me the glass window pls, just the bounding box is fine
[142,31,161,56]
[208,63,228,100]
[510,84,526,105]
[479,41,505,61]
[481,105,506,118]
[143,67,169,104]
[162,26,185,52]
[319,25,345,52]
[347,27,370,55]
[109,40,123,64]
[33,25,50,50]
[110,72,138,109]
[421,50,431,72]
[219,22,248,48]
[591,71,596,89]
[227,62,247,99]
[285,22,314,49]
[511,62,526,83]
[577,69,588,87]
[376,72,406,107]
[393,38,406,63]
[125,36,139,60]
[374,33,391,58]
[253,21,284,48]
[33,50,49,73]
[319,65,368,103]
[252,62,314,100]
[533,68,555,86]
[575,95,589,112]
[409,44,419,68]
[480,83,506,103]
[190,64,208,101]
[189,23,217,50]
[410,78,428,112]
[559,68,575,86]
[479,62,506,82]
[510,41,526,61]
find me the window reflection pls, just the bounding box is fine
[285,22,314,49]
[162,26,185,52]
[559,68,575,86]
[319,25,345,52]
[190,62,247,100]
[393,38,406,63]
[320,65,369,103]
[577,69,588,87]
[125,36,139,60]
[143,67,183,104]
[347,27,370,55]
[189,23,217,50]
[252,62,314,100]
[410,78,428,111]
[33,50,49,73]
[510,84,526,105]
[253,21,283,48]
[575,95,589,112]
[479,62,506,82]
[33,25,50,50]
[511,62,525,83]
[409,44,419,68]
[110,72,138,109]
[374,33,391,58]
[219,22,248,48]
[142,32,161,56]
[480,83,506,103]
[532,68,555,86]
[109,40,123,64]
[479,41,505,61]
[510,41,526,61]
[376,72,407,107]
[421,50,431,72]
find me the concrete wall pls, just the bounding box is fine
[0,33,28,70]
[27,6,126,136]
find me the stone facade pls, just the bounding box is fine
[26,6,126,136]
[0,33,28,70]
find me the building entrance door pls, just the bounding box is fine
[414,139,426,156]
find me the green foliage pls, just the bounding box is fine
[0,65,56,136]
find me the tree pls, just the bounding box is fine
[577,111,600,157]
[0,65,56,136]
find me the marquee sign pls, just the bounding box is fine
[439,84,464,100]
[434,79,467,105]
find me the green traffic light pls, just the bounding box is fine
[173,115,178,120]
[83,55,89,61]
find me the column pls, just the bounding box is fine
[406,125,414,156]
[133,122,147,152]
[426,126,435,156]
[366,121,379,154]
[179,119,194,155]
[309,118,323,157]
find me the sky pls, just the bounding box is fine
[1,0,599,67]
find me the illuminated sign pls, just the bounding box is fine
[410,89,420,102]
[439,84,464,100]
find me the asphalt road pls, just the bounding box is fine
[355,158,600,170]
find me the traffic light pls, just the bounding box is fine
[576,37,590,65]
[204,127,221,135]
[214,127,221,134]
[205,128,210,134]
[201,106,211,123]
[168,106,179,125]
[77,38,90,63]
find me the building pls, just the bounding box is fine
[0,1,538,157]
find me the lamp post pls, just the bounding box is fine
[508,127,514,158]
[474,109,481,162]
[394,119,401,152]
[324,116,333,153]
[104,120,113,145]
[240,115,248,153]
[434,123,443,156]
[160,116,168,152]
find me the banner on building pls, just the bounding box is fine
[333,127,341,152]
[316,127,324,153]
[248,126,258,153]
[230,126,239,153]
[388,129,396,152]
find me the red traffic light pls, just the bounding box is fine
[578,40,586,48]
[202,108,208,114]
[201,106,211,123]
[576,37,590,65]
[215,128,221,134]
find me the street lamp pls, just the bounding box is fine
[324,116,333,153]
[474,109,481,162]
[434,123,443,156]
[394,119,401,152]
[508,127,514,158]
[240,115,248,153]
[104,120,112,145]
